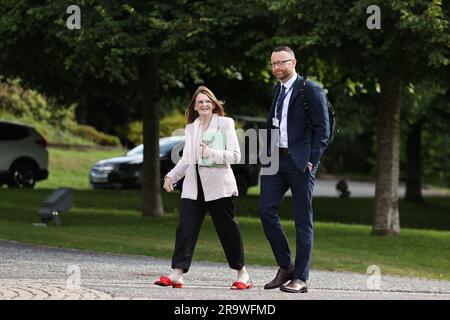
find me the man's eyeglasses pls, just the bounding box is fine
[271,59,292,68]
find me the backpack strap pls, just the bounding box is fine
[299,76,313,131]
[300,76,336,144]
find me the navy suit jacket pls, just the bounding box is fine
[266,75,330,173]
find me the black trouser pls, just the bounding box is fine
[171,165,245,273]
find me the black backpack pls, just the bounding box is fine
[299,76,337,144]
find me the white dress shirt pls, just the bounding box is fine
[276,73,297,148]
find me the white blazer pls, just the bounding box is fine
[165,114,241,201]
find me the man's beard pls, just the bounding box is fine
[276,72,291,82]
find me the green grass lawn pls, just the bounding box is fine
[0,188,449,281]
[1,147,450,281]
[36,147,126,190]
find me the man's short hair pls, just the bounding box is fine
[272,46,296,58]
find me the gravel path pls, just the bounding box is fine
[1,240,449,300]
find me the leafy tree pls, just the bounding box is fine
[256,0,450,235]
[401,79,450,202]
[0,0,274,217]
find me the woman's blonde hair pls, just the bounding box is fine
[185,86,225,124]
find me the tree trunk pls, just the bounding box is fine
[372,75,401,236]
[444,134,449,188]
[75,93,88,124]
[138,54,164,217]
[405,120,424,202]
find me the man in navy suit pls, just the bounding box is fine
[259,46,330,293]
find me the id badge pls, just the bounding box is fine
[272,117,279,127]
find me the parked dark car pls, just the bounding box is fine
[90,135,260,195]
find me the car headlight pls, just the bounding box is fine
[101,165,116,171]
[92,164,117,172]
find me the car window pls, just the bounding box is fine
[125,138,184,156]
[0,123,30,141]
[126,145,143,156]
[160,140,183,154]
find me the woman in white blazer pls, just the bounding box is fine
[154,86,252,290]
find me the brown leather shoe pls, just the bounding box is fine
[264,267,294,290]
[280,279,308,293]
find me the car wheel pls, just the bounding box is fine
[8,160,36,188]
[235,173,248,196]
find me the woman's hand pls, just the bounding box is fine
[200,142,212,158]
[163,176,175,192]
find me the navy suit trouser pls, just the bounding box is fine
[259,153,316,281]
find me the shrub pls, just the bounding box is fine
[0,79,121,146]
[123,111,186,146]
[159,111,186,137]
[68,123,121,146]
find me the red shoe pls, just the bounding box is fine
[154,276,184,288]
[230,280,253,290]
